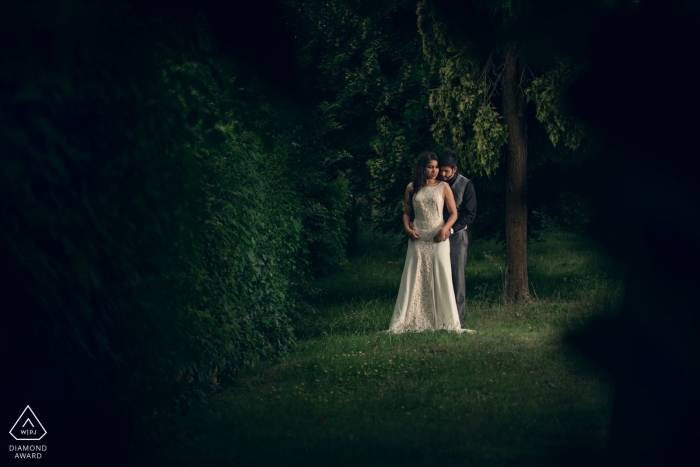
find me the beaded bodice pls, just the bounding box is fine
[413,182,446,242]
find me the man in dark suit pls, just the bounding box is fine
[434,149,477,327]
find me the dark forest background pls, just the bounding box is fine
[2,0,699,465]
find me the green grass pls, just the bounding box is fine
[141,228,623,466]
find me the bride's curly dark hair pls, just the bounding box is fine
[410,151,439,201]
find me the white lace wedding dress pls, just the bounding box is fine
[388,182,464,333]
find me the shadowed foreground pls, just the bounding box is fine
[141,229,622,466]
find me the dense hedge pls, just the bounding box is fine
[1,1,350,459]
[170,57,323,387]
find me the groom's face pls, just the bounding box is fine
[439,166,457,181]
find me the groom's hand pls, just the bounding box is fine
[434,228,450,242]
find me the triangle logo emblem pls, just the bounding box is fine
[9,406,47,441]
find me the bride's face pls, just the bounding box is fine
[424,160,439,181]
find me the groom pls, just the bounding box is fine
[434,150,477,327]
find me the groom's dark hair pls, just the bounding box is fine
[438,150,458,168]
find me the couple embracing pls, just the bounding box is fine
[388,150,477,334]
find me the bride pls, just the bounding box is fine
[388,152,469,333]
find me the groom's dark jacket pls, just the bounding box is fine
[443,173,477,234]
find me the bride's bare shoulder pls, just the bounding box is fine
[406,182,414,190]
[442,182,455,197]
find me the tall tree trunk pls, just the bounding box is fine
[502,43,531,304]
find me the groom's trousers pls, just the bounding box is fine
[449,229,469,326]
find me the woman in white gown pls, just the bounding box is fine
[388,152,467,333]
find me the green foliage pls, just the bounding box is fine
[178,140,302,369]
[298,101,353,273]
[366,116,418,232]
[1,0,207,447]
[162,50,353,392]
[526,58,587,151]
[418,0,506,176]
[422,0,597,182]
[283,0,599,252]
[470,103,508,175]
[284,0,438,234]
[418,0,510,177]
[416,0,596,244]
[302,172,353,275]
[1,2,352,455]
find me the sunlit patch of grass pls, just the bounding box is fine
[142,228,622,466]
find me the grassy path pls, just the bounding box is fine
[145,230,622,466]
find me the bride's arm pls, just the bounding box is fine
[404,183,420,240]
[437,184,458,242]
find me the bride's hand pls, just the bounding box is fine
[434,228,450,242]
[406,228,420,240]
